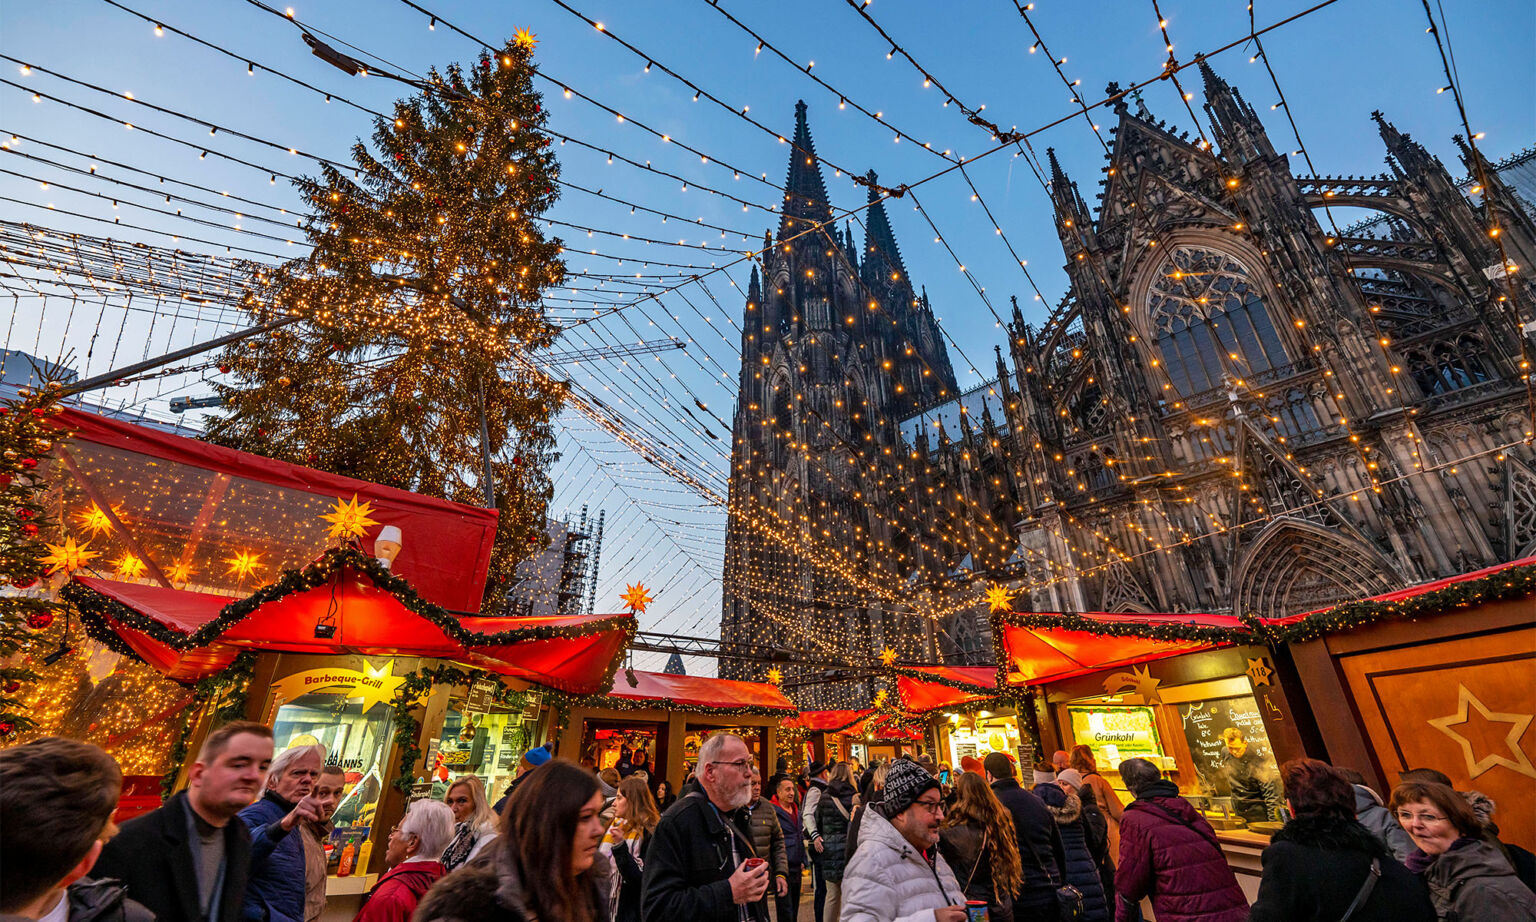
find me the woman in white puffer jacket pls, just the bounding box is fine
[840,760,967,922]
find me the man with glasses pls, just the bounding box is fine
[839,759,966,922]
[641,733,770,922]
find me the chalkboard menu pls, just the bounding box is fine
[1179,694,1279,816]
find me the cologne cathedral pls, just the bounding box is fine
[721,68,1536,704]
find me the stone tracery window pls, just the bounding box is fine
[1149,247,1290,397]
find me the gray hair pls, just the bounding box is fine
[266,744,325,788]
[1118,758,1162,795]
[400,798,455,858]
[697,732,744,768]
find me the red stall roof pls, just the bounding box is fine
[896,666,998,713]
[68,549,635,694]
[1263,555,1536,627]
[606,670,797,713]
[993,611,1251,686]
[54,408,498,613]
[784,710,874,733]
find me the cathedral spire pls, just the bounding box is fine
[1200,62,1273,161]
[1046,148,1092,246]
[779,100,833,237]
[1373,110,1438,177]
[748,263,761,304]
[861,171,907,286]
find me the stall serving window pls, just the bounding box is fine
[683,725,762,778]
[425,683,544,800]
[581,721,661,778]
[944,712,1025,768]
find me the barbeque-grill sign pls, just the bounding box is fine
[270,661,406,712]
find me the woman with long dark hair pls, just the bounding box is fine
[416,759,611,922]
[937,771,1023,921]
[653,779,677,813]
[601,775,660,922]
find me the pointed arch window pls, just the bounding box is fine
[1149,247,1290,398]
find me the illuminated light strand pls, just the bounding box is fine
[1007,1,1110,153]
[1145,0,1213,150]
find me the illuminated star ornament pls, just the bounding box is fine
[985,583,1014,613]
[766,666,783,686]
[512,28,537,49]
[41,536,99,575]
[879,646,898,667]
[166,560,195,584]
[226,551,262,581]
[73,503,123,537]
[114,553,147,580]
[320,494,379,542]
[873,689,889,708]
[620,583,653,614]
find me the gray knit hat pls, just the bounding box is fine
[882,757,941,817]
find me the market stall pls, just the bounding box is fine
[555,669,797,789]
[895,666,1034,772]
[784,710,873,769]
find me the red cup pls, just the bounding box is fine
[744,857,766,871]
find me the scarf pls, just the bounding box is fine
[772,795,799,824]
[1405,836,1478,874]
[440,820,481,871]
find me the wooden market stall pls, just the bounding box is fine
[555,669,797,790]
[895,665,1034,772]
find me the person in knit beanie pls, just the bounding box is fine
[841,759,965,922]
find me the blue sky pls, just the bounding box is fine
[3,0,1532,673]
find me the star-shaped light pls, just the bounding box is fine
[985,583,1015,613]
[73,503,123,536]
[879,646,898,667]
[226,551,262,581]
[320,494,379,541]
[512,28,538,49]
[766,666,783,686]
[620,583,653,614]
[166,560,195,584]
[873,689,889,708]
[114,553,147,580]
[41,536,99,575]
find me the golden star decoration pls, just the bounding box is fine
[1103,664,1163,704]
[1246,657,1274,686]
[1426,683,1536,780]
[766,666,783,686]
[166,560,194,584]
[226,551,262,581]
[41,536,99,575]
[984,583,1015,613]
[873,689,889,708]
[114,552,147,580]
[74,502,123,536]
[512,28,537,49]
[620,583,653,614]
[320,494,380,542]
[879,646,898,667]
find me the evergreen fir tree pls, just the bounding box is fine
[207,35,565,608]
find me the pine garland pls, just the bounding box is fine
[160,650,257,798]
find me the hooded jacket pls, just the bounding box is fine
[1353,784,1413,862]
[1414,838,1536,922]
[840,807,964,922]
[1247,812,1434,922]
[413,840,610,922]
[65,878,155,922]
[352,860,444,922]
[238,791,307,922]
[1037,784,1109,922]
[1113,780,1247,922]
[747,797,789,887]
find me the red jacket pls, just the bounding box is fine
[1114,784,1247,922]
[352,860,445,922]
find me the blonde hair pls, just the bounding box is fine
[445,774,498,833]
[615,774,660,836]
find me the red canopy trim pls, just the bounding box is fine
[53,408,498,613]
[894,666,1002,714]
[567,669,798,717]
[66,547,635,694]
[784,710,874,733]
[989,610,1251,688]
[1259,557,1536,643]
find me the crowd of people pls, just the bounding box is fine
[3,727,1534,922]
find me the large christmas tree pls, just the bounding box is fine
[208,35,566,608]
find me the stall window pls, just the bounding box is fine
[1178,695,1280,825]
[1066,705,1167,774]
[944,713,1025,768]
[272,691,393,863]
[426,686,543,801]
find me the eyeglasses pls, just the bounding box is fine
[709,758,754,773]
[1395,811,1448,824]
[913,798,945,814]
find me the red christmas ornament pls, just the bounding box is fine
[20,458,38,469]
[218,364,231,374]
[15,507,34,520]
[3,680,20,693]
[20,523,38,537]
[0,406,9,415]
[0,722,15,738]
[26,611,52,630]
[10,577,36,590]
[30,407,46,418]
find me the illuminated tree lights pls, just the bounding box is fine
[205,36,567,611]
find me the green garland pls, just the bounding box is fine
[549,684,797,722]
[160,650,257,798]
[387,664,527,793]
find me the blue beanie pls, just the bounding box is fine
[522,744,552,768]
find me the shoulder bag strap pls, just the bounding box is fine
[1017,823,1062,888]
[961,828,989,891]
[1337,858,1380,922]
[829,796,851,821]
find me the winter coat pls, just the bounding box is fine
[1353,784,1414,862]
[351,860,443,922]
[1414,838,1536,922]
[1079,784,1116,903]
[414,838,611,922]
[238,791,307,922]
[773,799,806,868]
[1247,812,1434,922]
[602,830,649,922]
[802,778,828,851]
[64,878,155,922]
[990,777,1066,921]
[937,818,1013,921]
[817,779,857,883]
[1081,771,1124,857]
[93,791,252,922]
[748,797,789,885]
[1038,784,1110,922]
[1114,780,1247,922]
[639,792,770,922]
[841,806,965,922]
[846,793,882,861]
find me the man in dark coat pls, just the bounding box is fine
[641,733,770,922]
[983,751,1066,922]
[95,722,275,922]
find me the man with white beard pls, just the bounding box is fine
[641,733,770,922]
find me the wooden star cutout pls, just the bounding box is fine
[1246,657,1273,687]
[1427,684,1536,780]
[41,536,99,575]
[320,494,379,541]
[985,583,1014,613]
[1103,664,1163,704]
[621,583,653,614]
